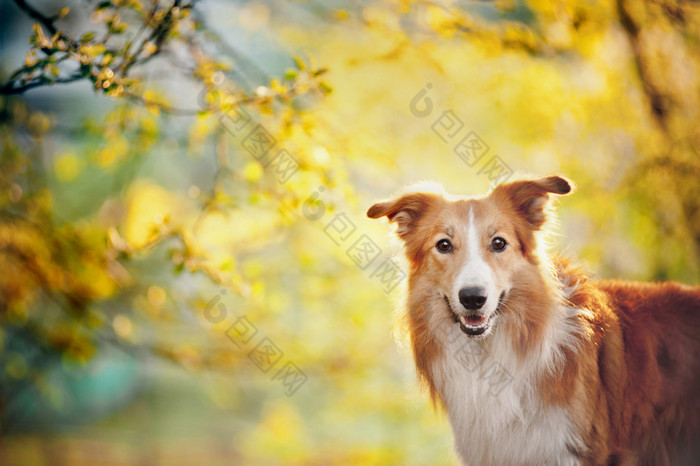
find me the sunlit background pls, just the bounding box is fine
[1,0,700,464]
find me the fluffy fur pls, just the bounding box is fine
[368,176,700,465]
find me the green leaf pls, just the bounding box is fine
[292,56,306,70]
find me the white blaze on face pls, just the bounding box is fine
[453,207,498,315]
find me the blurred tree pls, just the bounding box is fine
[0,0,332,433]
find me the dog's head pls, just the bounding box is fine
[367,175,572,339]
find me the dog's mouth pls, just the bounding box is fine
[444,291,506,337]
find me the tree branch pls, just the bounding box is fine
[0,73,84,95]
[616,0,669,132]
[13,0,58,35]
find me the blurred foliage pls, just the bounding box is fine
[0,0,699,464]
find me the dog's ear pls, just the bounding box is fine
[494,175,573,229]
[367,192,438,239]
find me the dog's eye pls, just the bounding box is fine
[491,237,507,251]
[436,239,453,253]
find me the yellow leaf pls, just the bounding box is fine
[54,152,82,181]
[243,161,263,183]
[85,44,106,58]
[426,5,458,39]
[31,23,47,46]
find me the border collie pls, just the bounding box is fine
[368,175,700,465]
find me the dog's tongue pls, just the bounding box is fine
[465,315,486,326]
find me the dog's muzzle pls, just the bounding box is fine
[444,291,506,337]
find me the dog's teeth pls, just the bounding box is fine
[459,314,488,328]
[459,315,474,327]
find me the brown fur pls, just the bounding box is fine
[368,176,700,465]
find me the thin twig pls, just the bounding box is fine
[0,73,85,95]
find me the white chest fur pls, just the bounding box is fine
[428,312,584,465]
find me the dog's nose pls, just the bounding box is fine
[459,287,487,310]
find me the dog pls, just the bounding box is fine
[368,175,700,465]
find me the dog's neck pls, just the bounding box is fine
[411,267,588,465]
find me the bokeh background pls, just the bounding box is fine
[1,0,700,464]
